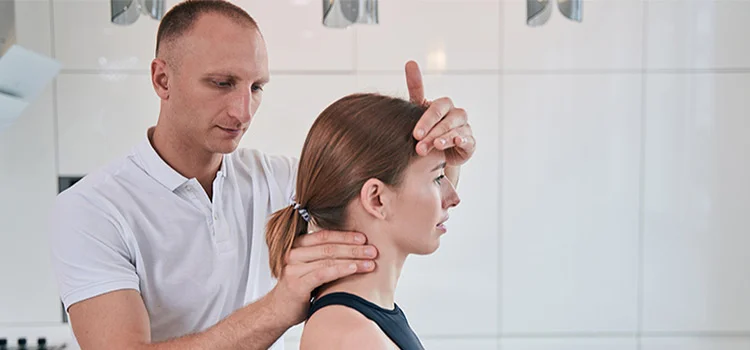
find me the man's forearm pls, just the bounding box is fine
[137,292,291,350]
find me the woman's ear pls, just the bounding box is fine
[360,178,388,220]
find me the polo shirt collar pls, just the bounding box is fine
[135,128,228,192]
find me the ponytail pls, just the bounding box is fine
[266,205,308,278]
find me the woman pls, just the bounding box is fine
[266,93,461,349]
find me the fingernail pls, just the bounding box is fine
[438,138,446,146]
[363,261,374,269]
[419,144,428,154]
[365,247,376,257]
[416,129,425,138]
[349,263,357,271]
[355,234,366,244]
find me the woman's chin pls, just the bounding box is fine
[413,238,441,256]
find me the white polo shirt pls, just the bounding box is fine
[49,133,297,348]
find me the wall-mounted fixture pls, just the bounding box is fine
[323,0,378,29]
[0,45,61,133]
[558,0,583,22]
[111,0,166,25]
[0,0,61,133]
[527,0,553,27]
[527,0,582,27]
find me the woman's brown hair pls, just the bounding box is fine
[266,93,428,278]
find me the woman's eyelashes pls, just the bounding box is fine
[434,174,446,186]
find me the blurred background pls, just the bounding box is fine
[1,0,749,349]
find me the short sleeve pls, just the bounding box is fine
[265,154,300,203]
[49,191,140,311]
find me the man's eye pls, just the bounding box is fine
[215,81,233,88]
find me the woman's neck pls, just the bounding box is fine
[317,238,406,310]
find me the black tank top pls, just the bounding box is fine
[307,292,425,350]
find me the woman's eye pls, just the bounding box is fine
[435,174,446,185]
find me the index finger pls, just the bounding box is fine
[413,97,454,146]
[405,60,425,105]
[292,229,367,248]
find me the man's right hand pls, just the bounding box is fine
[269,230,378,326]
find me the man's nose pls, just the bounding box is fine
[227,87,254,123]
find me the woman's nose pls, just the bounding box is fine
[442,180,461,208]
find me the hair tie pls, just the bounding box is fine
[292,202,311,223]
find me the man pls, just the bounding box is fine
[49,1,475,349]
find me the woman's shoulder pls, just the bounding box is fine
[300,304,397,350]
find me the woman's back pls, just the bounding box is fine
[302,292,424,350]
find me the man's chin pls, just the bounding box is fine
[209,140,242,154]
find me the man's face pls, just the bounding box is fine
[162,13,270,154]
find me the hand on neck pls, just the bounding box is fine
[316,225,407,310]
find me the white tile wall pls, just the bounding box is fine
[14,0,53,57]
[239,0,356,72]
[645,0,750,70]
[502,0,643,71]
[641,337,750,350]
[356,0,501,71]
[240,75,357,157]
[501,74,641,333]
[357,74,501,337]
[56,73,159,175]
[501,337,637,350]
[52,0,176,71]
[0,86,60,324]
[642,74,750,332]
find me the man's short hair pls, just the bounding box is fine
[155,0,259,57]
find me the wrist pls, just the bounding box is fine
[263,285,300,331]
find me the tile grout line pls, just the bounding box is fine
[49,0,59,178]
[56,68,750,76]
[637,2,650,350]
[48,0,67,324]
[497,0,504,349]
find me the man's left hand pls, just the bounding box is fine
[405,60,476,167]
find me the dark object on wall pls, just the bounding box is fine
[58,176,85,323]
[527,0,582,27]
[323,0,378,29]
[111,0,165,25]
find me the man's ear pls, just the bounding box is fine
[151,58,170,100]
[359,178,388,220]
